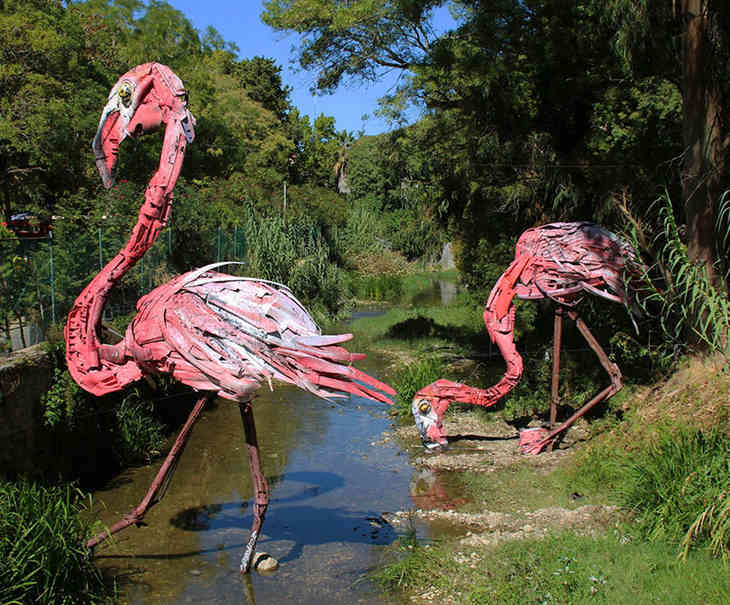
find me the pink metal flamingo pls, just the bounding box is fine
[411,222,643,455]
[65,63,394,573]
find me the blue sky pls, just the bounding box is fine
[166,1,456,135]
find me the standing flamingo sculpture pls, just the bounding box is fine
[411,222,643,455]
[65,63,394,573]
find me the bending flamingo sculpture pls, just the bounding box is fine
[65,63,394,573]
[412,222,643,455]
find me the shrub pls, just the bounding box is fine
[391,357,446,418]
[620,426,730,549]
[114,390,166,466]
[0,480,110,604]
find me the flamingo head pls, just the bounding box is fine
[411,396,448,451]
[92,63,196,188]
[411,379,461,451]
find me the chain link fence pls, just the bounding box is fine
[2,225,248,354]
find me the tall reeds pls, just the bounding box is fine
[636,192,729,360]
[0,480,109,604]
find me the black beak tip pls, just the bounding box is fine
[422,440,449,453]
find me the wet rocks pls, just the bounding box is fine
[253,552,279,573]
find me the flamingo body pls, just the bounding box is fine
[70,64,394,572]
[105,263,393,404]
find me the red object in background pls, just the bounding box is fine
[412,222,644,455]
[65,63,394,574]
[2,212,51,238]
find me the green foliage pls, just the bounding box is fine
[42,368,94,429]
[113,390,166,466]
[572,418,730,559]
[0,479,110,605]
[262,0,438,92]
[637,193,730,360]
[349,273,404,302]
[42,368,167,473]
[683,490,730,562]
[386,205,442,261]
[391,357,446,417]
[620,426,730,549]
[375,529,730,604]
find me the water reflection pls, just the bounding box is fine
[89,352,417,604]
[410,278,459,307]
[410,468,467,511]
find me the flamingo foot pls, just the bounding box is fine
[521,436,557,456]
[519,427,555,455]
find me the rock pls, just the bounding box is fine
[439,242,456,270]
[253,552,279,573]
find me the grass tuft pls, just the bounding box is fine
[375,530,730,604]
[0,480,111,604]
[390,357,447,418]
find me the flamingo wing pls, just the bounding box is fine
[128,269,394,404]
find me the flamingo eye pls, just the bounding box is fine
[119,81,134,107]
[417,400,431,415]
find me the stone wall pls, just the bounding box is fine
[0,345,55,479]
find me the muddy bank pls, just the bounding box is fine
[380,410,620,554]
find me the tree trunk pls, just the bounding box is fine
[2,313,10,351]
[680,0,728,284]
[14,311,26,349]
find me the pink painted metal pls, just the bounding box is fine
[66,63,394,573]
[412,222,642,455]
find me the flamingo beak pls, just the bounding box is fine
[92,77,139,189]
[411,398,448,451]
[92,107,124,189]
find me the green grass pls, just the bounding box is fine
[570,420,730,557]
[114,391,166,466]
[456,461,602,514]
[374,530,730,604]
[619,426,730,548]
[390,357,448,418]
[0,480,112,604]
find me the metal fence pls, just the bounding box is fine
[2,225,248,353]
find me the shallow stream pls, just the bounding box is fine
[89,284,460,604]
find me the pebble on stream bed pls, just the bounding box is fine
[253,552,279,573]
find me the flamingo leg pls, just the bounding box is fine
[87,392,212,549]
[238,401,270,574]
[550,307,563,429]
[524,311,622,455]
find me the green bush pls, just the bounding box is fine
[114,390,166,467]
[573,423,730,558]
[620,426,730,550]
[42,369,167,475]
[391,357,447,418]
[0,480,110,604]
[42,369,96,430]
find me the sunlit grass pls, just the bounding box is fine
[374,530,730,604]
[0,480,112,604]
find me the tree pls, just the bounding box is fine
[601,1,730,282]
[235,56,293,121]
[263,1,688,293]
[261,0,443,92]
[0,0,107,221]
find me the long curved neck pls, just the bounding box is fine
[66,119,187,375]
